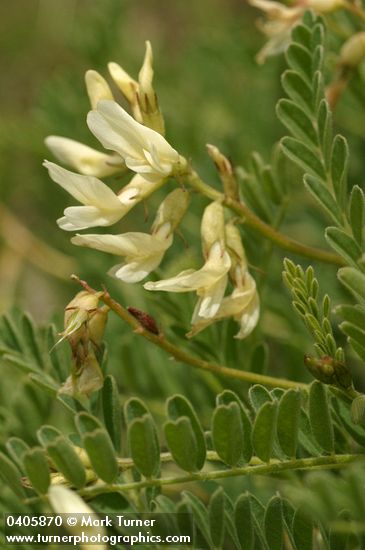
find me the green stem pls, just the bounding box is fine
[185,171,344,267]
[79,454,364,499]
[73,276,307,390]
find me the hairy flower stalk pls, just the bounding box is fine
[43,161,165,231]
[187,223,260,338]
[71,188,190,283]
[145,201,232,321]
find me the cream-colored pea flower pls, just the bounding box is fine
[87,100,183,182]
[43,160,165,231]
[45,136,124,178]
[144,202,231,319]
[48,485,106,550]
[188,224,260,338]
[109,40,165,134]
[72,188,189,283]
[250,0,345,64]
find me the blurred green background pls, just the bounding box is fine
[1,0,365,417]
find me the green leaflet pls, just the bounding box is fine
[102,375,122,452]
[264,496,284,550]
[0,451,25,498]
[23,447,50,495]
[277,389,301,458]
[325,227,361,267]
[248,384,272,411]
[340,322,365,350]
[182,490,212,548]
[338,267,365,303]
[330,135,348,209]
[129,414,160,478]
[281,137,326,179]
[216,390,253,462]
[74,412,118,483]
[349,185,365,247]
[6,437,30,472]
[292,508,314,550]
[212,403,244,467]
[350,395,365,426]
[166,394,206,470]
[304,175,342,224]
[281,70,313,115]
[286,43,313,83]
[164,417,200,472]
[234,493,254,550]
[252,401,278,462]
[309,382,334,453]
[276,99,317,147]
[83,429,118,483]
[209,487,225,550]
[46,437,86,489]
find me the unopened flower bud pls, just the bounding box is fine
[206,144,239,201]
[201,201,226,257]
[304,354,353,390]
[340,32,365,68]
[85,70,114,110]
[137,41,165,135]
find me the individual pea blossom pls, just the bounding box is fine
[48,486,107,550]
[43,160,165,231]
[45,136,125,178]
[144,201,231,320]
[71,188,190,283]
[250,0,345,64]
[108,40,165,134]
[187,224,260,338]
[87,100,185,182]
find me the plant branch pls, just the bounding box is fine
[184,171,344,266]
[78,454,364,499]
[72,275,307,390]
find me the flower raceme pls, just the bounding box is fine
[87,100,184,182]
[144,202,232,320]
[43,161,165,231]
[71,188,190,283]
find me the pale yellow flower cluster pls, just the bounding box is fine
[44,42,259,339]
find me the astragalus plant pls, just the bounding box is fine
[2,5,365,549]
